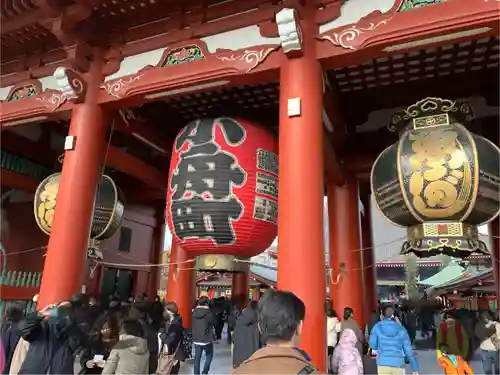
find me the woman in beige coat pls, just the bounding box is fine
[99,320,149,375]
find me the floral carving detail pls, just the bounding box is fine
[216,46,279,73]
[100,75,143,98]
[35,91,67,112]
[318,18,392,50]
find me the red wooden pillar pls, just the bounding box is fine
[360,193,377,323]
[148,204,165,301]
[491,218,499,306]
[165,242,195,328]
[232,265,249,305]
[327,177,364,329]
[277,4,326,370]
[38,103,107,308]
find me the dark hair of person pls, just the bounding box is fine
[327,308,337,318]
[249,300,258,310]
[121,319,144,337]
[439,343,449,353]
[383,305,394,318]
[258,290,305,344]
[70,293,88,308]
[197,296,210,306]
[6,303,24,323]
[343,307,354,320]
[165,301,179,315]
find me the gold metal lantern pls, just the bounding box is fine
[371,97,500,258]
[34,173,124,240]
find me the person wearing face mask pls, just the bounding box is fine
[157,302,184,374]
[17,298,87,375]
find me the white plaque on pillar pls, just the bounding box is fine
[287,97,301,117]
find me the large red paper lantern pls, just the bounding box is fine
[167,118,278,258]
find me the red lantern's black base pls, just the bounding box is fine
[401,221,490,259]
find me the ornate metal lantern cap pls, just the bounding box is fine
[401,221,490,258]
[389,97,475,133]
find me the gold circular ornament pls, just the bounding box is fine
[34,173,124,239]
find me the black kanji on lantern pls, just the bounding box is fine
[170,118,247,246]
[171,152,245,200]
[171,196,243,245]
[175,118,246,152]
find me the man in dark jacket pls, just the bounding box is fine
[192,296,215,375]
[232,300,261,368]
[18,300,86,375]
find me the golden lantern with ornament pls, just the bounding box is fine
[34,173,125,247]
[371,97,500,258]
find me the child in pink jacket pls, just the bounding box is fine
[331,329,363,375]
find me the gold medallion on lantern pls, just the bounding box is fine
[371,97,500,258]
[34,173,125,240]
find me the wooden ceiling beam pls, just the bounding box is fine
[1,10,47,35]
[1,130,57,167]
[106,146,167,190]
[0,168,40,192]
[113,110,171,156]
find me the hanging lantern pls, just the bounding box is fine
[371,97,500,258]
[34,173,124,240]
[167,117,278,271]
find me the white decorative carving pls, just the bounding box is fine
[216,47,279,73]
[54,67,84,101]
[275,8,302,55]
[319,18,392,50]
[100,75,143,98]
[35,92,66,111]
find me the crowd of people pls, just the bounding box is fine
[1,290,499,375]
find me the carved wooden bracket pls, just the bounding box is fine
[275,8,303,57]
[34,67,88,112]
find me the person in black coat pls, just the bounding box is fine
[192,297,215,375]
[232,300,261,368]
[1,303,24,374]
[159,302,184,375]
[17,300,86,375]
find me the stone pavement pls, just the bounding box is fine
[178,334,487,375]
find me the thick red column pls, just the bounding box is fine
[166,242,195,328]
[38,104,107,308]
[277,4,326,370]
[360,193,377,324]
[328,177,364,329]
[148,204,165,301]
[232,265,249,306]
[491,218,499,305]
